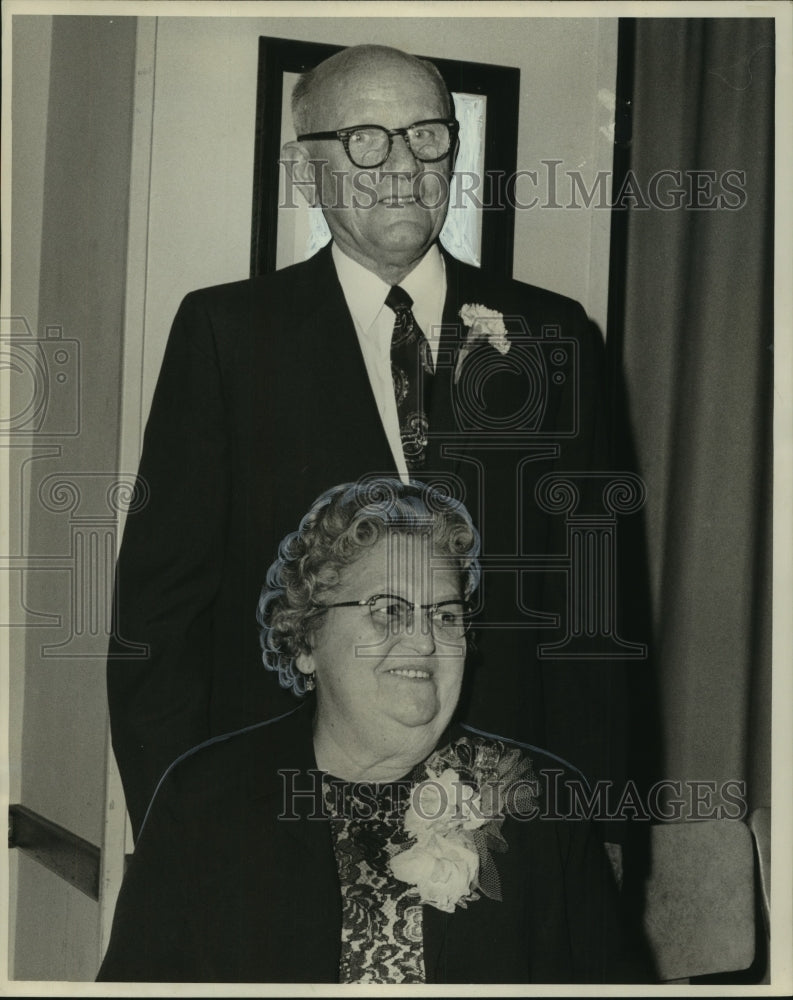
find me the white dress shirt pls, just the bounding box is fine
[331,243,447,481]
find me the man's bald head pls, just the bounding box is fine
[284,44,456,284]
[291,45,451,136]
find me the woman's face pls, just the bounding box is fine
[297,532,467,772]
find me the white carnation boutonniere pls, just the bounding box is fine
[454,303,511,384]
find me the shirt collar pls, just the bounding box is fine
[331,242,443,335]
[400,244,444,321]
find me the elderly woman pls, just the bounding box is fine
[98,478,646,984]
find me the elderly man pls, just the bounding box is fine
[108,44,623,838]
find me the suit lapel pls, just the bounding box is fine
[426,251,492,476]
[291,246,396,473]
[290,246,510,481]
[296,246,381,417]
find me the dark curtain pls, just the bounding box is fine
[609,17,774,979]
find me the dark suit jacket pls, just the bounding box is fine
[108,244,625,836]
[97,703,647,984]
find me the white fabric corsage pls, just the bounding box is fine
[390,738,537,913]
[454,303,511,383]
[390,767,487,913]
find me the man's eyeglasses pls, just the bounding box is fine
[313,593,472,641]
[297,119,460,169]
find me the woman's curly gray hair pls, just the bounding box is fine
[257,478,480,695]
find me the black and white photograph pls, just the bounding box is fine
[1,0,791,992]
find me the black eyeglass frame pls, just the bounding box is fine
[312,592,472,636]
[296,118,460,168]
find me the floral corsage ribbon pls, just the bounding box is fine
[389,737,536,913]
[453,304,511,384]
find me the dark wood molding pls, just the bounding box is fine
[8,804,101,901]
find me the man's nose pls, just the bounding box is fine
[383,132,421,174]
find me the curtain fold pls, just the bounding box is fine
[609,20,774,981]
[615,17,773,817]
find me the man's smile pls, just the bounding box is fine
[378,194,419,207]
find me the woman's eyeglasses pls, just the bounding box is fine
[313,593,471,641]
[297,119,459,169]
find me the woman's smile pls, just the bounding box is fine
[386,666,432,680]
[299,532,467,779]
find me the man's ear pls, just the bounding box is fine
[282,140,320,208]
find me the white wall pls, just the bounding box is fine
[7,13,53,981]
[141,14,617,421]
[9,13,138,980]
[8,5,53,823]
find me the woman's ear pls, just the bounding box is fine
[281,141,320,207]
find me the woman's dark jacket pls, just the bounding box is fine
[97,703,649,984]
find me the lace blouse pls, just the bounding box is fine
[322,776,425,984]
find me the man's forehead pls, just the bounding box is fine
[317,45,432,85]
[309,51,447,128]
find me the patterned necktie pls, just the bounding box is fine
[385,285,434,471]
